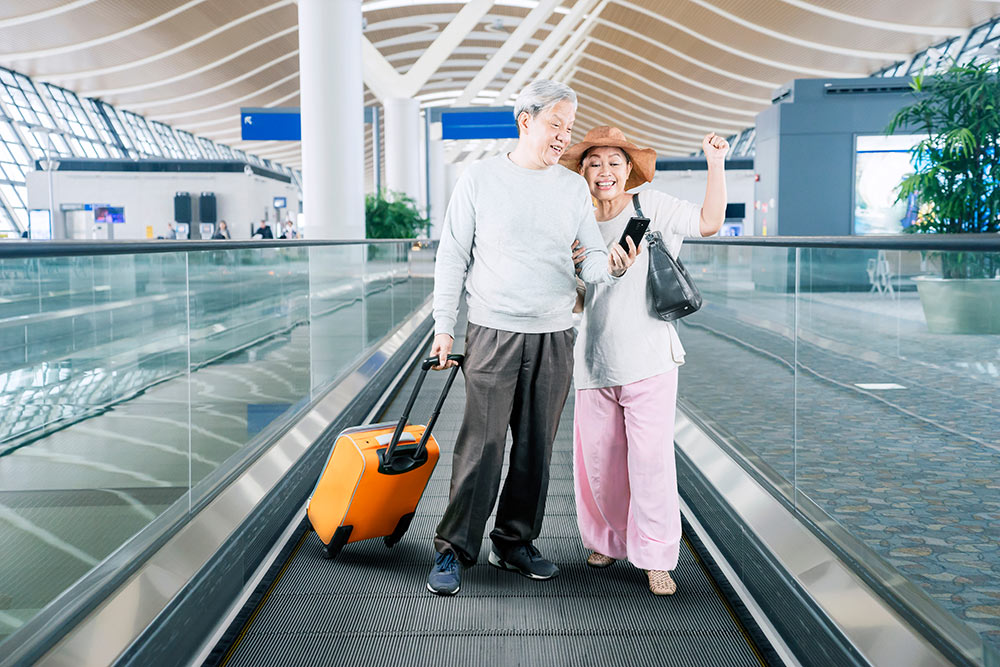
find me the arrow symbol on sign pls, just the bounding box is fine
[244,116,252,125]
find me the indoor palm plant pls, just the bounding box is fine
[887,58,1000,333]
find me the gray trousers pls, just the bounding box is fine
[434,323,575,565]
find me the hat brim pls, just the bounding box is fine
[560,140,656,191]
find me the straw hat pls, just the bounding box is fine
[559,126,656,191]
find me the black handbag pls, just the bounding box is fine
[633,194,702,321]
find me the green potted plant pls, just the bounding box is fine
[887,59,1000,334]
[365,190,429,238]
[364,190,430,260]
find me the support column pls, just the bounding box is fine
[371,105,382,195]
[383,97,423,208]
[298,0,364,239]
[427,129,445,239]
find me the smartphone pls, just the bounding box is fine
[618,216,650,251]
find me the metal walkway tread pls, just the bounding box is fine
[219,315,764,667]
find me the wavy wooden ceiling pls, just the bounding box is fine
[0,0,995,174]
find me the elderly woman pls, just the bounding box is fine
[561,126,728,595]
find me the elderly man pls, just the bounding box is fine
[427,80,638,596]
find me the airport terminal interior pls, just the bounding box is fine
[0,1,999,666]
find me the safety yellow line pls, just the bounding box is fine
[219,530,309,667]
[682,533,768,667]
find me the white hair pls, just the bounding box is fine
[513,79,577,124]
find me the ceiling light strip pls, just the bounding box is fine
[568,69,737,137]
[3,0,212,60]
[533,0,611,84]
[177,87,300,134]
[576,53,758,117]
[574,109,698,153]
[571,79,739,139]
[148,72,300,121]
[684,0,909,60]
[574,65,752,127]
[135,51,300,110]
[775,0,966,36]
[593,19,777,89]
[587,37,770,105]
[38,0,294,83]
[0,0,98,28]
[453,0,562,106]
[490,0,601,105]
[610,0,864,78]
[83,26,298,97]
[398,0,496,98]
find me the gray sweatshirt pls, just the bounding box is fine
[433,154,617,337]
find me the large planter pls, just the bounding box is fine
[913,275,1000,334]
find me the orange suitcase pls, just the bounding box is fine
[307,354,463,559]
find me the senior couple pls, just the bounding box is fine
[428,79,728,597]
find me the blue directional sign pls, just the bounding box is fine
[441,109,518,140]
[241,106,377,140]
[241,107,300,141]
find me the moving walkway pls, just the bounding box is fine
[1,235,997,666]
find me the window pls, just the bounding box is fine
[730,127,756,158]
[0,199,17,233]
[0,68,57,131]
[0,182,28,230]
[148,120,184,159]
[197,136,220,159]
[38,83,109,158]
[91,101,136,157]
[960,19,1000,67]
[175,129,203,159]
[908,37,961,75]
[0,121,32,230]
[214,142,234,159]
[874,62,906,77]
[119,110,163,157]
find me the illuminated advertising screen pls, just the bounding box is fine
[93,205,125,224]
[29,209,52,239]
[853,134,922,235]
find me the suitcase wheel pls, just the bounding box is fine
[323,525,353,560]
[383,512,415,549]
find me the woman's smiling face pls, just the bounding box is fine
[580,146,632,202]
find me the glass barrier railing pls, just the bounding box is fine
[0,239,435,653]
[678,237,1000,664]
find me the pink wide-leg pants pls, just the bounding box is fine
[573,369,681,571]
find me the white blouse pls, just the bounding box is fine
[573,188,702,390]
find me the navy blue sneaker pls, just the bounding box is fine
[427,551,461,595]
[488,543,559,580]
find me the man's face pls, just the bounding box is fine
[517,99,575,167]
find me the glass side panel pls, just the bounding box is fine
[678,242,1000,662]
[0,241,427,649]
[308,244,366,392]
[678,243,797,499]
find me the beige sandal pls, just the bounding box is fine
[586,552,616,568]
[646,569,677,595]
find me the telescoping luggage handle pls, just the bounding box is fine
[381,354,464,469]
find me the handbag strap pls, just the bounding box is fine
[631,193,644,217]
